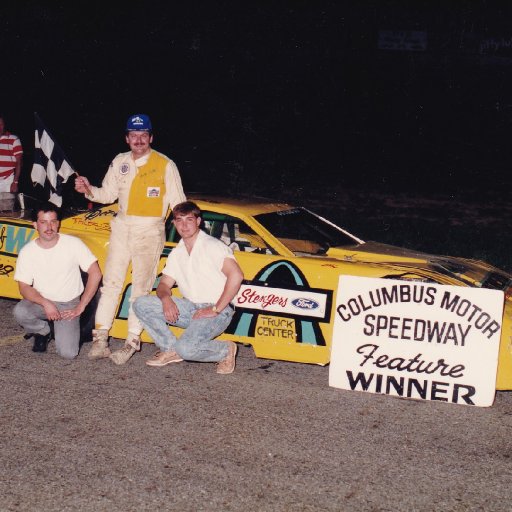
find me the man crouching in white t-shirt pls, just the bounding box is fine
[134,201,244,374]
[13,203,102,358]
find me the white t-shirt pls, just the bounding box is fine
[163,230,235,304]
[14,234,97,302]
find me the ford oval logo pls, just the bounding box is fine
[291,298,319,310]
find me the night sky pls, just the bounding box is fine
[3,1,512,201]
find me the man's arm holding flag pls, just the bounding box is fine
[73,173,92,197]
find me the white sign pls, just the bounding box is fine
[329,276,504,407]
[234,283,328,319]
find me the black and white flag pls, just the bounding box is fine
[31,113,76,207]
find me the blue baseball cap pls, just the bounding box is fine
[126,114,152,132]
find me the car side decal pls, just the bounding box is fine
[0,223,35,256]
[226,260,332,346]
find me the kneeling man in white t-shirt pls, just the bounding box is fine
[13,203,102,358]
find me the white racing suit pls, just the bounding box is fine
[85,149,186,339]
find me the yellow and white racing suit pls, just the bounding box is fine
[85,149,186,336]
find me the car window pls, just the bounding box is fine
[255,207,359,254]
[165,210,274,254]
[165,215,178,242]
[166,210,276,254]
[202,211,274,254]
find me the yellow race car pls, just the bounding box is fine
[1,195,511,389]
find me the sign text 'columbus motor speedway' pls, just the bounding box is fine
[329,276,504,407]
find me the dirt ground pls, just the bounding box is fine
[1,295,512,512]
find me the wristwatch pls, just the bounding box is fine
[212,305,219,313]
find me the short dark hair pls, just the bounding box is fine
[31,202,62,222]
[172,201,201,219]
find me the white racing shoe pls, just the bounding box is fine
[88,329,111,360]
[110,333,140,365]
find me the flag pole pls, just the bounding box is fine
[72,171,93,197]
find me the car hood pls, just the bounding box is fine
[326,241,512,290]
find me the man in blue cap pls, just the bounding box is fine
[75,114,186,364]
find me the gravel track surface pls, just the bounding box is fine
[1,297,511,512]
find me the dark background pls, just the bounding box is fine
[2,1,512,201]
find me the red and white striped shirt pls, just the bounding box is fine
[0,132,23,178]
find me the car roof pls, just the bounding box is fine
[188,193,296,217]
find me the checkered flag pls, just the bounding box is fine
[31,113,76,207]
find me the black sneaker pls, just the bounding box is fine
[32,333,51,353]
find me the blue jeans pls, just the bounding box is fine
[133,296,234,362]
[13,297,81,359]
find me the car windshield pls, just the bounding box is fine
[255,208,360,254]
